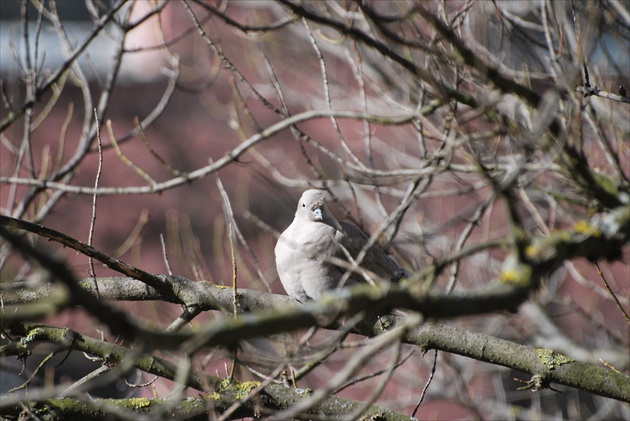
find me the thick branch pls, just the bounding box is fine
[3,278,629,403]
[0,322,416,421]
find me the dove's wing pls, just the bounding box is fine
[337,220,407,281]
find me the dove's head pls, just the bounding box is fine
[296,189,330,222]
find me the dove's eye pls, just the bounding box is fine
[302,203,306,207]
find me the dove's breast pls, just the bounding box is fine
[275,220,343,300]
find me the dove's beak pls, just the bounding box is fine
[313,208,323,221]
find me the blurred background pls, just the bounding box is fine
[1,1,628,419]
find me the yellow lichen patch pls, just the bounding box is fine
[573,220,601,237]
[208,392,222,400]
[499,265,532,287]
[558,230,571,242]
[525,244,538,259]
[128,397,152,409]
[218,379,261,400]
[500,269,519,283]
[536,348,574,370]
[234,381,260,400]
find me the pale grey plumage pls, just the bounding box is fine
[274,189,407,301]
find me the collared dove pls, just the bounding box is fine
[274,189,408,301]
